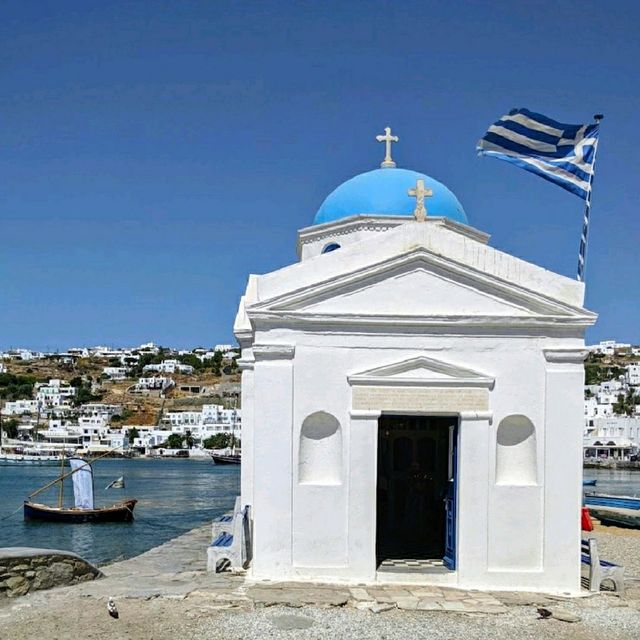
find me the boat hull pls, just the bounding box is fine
[210,454,241,465]
[24,499,137,523]
[0,454,67,466]
[584,493,640,510]
[589,506,640,529]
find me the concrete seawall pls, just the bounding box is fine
[0,548,101,598]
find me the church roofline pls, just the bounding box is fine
[253,222,589,312]
[297,215,490,258]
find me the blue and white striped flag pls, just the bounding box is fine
[477,108,600,200]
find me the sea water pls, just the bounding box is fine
[0,458,239,566]
[583,468,640,497]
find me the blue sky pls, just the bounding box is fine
[1,1,638,350]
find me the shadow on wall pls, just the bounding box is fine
[496,414,537,486]
[298,411,343,485]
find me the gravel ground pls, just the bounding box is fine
[2,522,640,640]
[205,601,640,640]
[592,522,640,578]
[2,591,639,640]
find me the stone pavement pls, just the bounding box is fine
[25,524,519,615]
[5,524,635,618]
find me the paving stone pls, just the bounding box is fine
[410,588,444,597]
[550,609,582,623]
[349,587,371,601]
[396,596,419,610]
[417,598,443,610]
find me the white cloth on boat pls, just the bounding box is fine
[69,458,94,509]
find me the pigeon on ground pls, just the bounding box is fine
[107,597,119,619]
[536,607,552,619]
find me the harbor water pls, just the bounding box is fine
[0,458,239,566]
[584,468,640,497]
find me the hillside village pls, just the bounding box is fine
[0,342,241,457]
[584,340,640,461]
[2,338,640,461]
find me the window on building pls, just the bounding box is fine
[321,242,341,254]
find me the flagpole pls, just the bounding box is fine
[576,114,604,283]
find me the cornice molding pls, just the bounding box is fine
[543,348,589,364]
[459,410,494,422]
[349,409,382,420]
[348,355,495,389]
[252,343,296,361]
[250,248,597,325]
[236,356,255,371]
[247,311,596,330]
[296,215,491,257]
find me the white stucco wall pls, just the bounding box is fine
[235,217,594,594]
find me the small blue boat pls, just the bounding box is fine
[582,479,597,487]
[584,493,640,510]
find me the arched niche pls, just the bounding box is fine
[496,414,537,486]
[298,411,342,485]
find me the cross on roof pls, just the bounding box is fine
[408,179,433,222]
[376,126,399,168]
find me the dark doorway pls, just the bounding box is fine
[376,415,456,565]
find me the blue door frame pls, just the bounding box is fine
[443,421,458,570]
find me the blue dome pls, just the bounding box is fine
[314,168,467,226]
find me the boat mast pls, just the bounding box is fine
[58,435,65,508]
[28,446,123,500]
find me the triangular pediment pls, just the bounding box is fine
[249,250,593,327]
[348,355,495,388]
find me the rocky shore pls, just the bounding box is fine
[0,548,101,598]
[1,524,639,639]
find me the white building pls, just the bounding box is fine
[135,376,174,391]
[102,366,129,380]
[2,399,39,415]
[626,364,640,386]
[35,379,76,408]
[164,405,240,433]
[143,359,194,375]
[234,144,595,594]
[588,340,632,356]
[584,416,640,460]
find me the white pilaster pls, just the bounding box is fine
[348,410,381,580]
[457,411,492,584]
[250,344,295,578]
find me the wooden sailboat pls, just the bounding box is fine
[210,409,241,465]
[24,452,137,523]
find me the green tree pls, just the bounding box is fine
[0,373,37,400]
[2,418,20,439]
[163,433,184,449]
[126,426,140,441]
[177,354,205,371]
[203,433,232,449]
[185,429,195,449]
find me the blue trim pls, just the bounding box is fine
[322,242,341,254]
[443,422,458,571]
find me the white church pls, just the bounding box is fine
[233,128,596,593]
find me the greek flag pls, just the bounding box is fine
[477,108,600,200]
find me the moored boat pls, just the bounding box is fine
[582,479,597,487]
[24,499,137,523]
[24,453,137,524]
[584,492,640,510]
[589,506,640,529]
[0,451,66,466]
[210,453,241,465]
